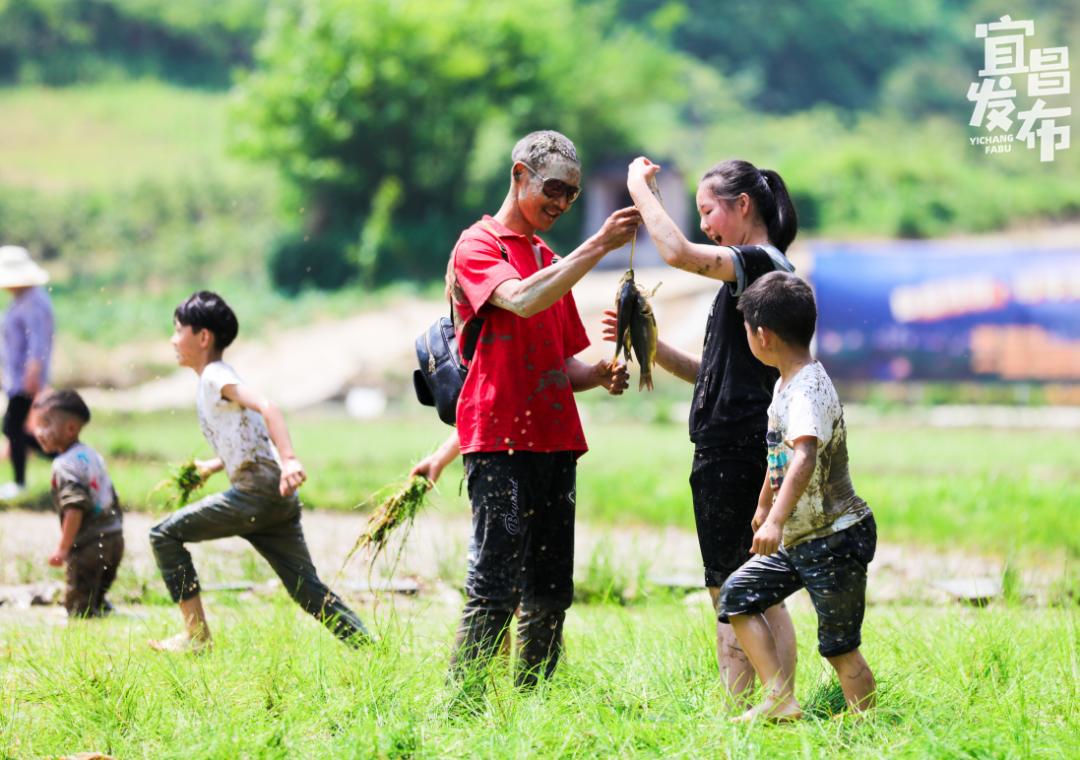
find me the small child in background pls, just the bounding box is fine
[720,271,877,722]
[34,389,124,618]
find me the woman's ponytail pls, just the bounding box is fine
[758,169,798,253]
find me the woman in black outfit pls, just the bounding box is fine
[612,156,801,708]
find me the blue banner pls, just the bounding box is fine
[809,242,1080,381]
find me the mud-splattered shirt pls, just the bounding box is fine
[452,215,590,455]
[51,442,123,550]
[197,361,282,494]
[767,361,870,547]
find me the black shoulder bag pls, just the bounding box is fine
[413,224,509,426]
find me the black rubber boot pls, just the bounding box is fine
[515,607,566,688]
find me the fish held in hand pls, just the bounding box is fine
[612,269,659,391]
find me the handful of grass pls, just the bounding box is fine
[342,474,432,572]
[152,458,207,509]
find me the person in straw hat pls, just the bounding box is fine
[0,245,54,500]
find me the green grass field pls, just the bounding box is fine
[12,411,1078,557]
[1,597,1076,758]
[0,401,1076,758]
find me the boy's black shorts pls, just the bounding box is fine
[689,438,767,589]
[719,515,877,657]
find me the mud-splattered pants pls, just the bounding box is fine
[149,488,370,645]
[720,515,877,657]
[65,532,124,617]
[452,451,576,688]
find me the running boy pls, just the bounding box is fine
[149,291,369,652]
[35,390,124,618]
[720,272,877,722]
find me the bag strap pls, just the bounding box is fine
[458,308,485,362]
[478,220,511,260]
[453,221,510,363]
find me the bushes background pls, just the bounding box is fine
[0,0,1077,309]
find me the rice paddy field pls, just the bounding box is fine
[1,412,1077,758]
[8,410,1078,554]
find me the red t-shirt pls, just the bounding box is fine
[453,215,590,455]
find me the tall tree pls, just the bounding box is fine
[232,0,714,286]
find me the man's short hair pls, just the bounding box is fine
[737,271,817,348]
[33,389,91,424]
[511,130,579,173]
[174,291,239,351]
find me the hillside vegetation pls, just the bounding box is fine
[0,0,1076,319]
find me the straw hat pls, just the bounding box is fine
[0,246,49,288]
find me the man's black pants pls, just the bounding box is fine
[452,451,576,688]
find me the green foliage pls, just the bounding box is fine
[0,174,276,293]
[614,0,1080,117]
[682,109,1080,238]
[2,3,1079,302]
[619,0,957,112]
[231,0,1080,287]
[268,230,356,293]
[0,0,265,86]
[352,176,404,286]
[232,0,712,285]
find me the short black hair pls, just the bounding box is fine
[33,389,91,424]
[174,291,238,351]
[737,271,817,348]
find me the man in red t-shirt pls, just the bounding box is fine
[414,130,639,692]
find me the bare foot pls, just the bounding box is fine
[148,632,211,654]
[731,695,803,724]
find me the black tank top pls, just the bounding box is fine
[689,244,794,449]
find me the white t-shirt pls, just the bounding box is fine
[766,361,870,547]
[197,361,281,494]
